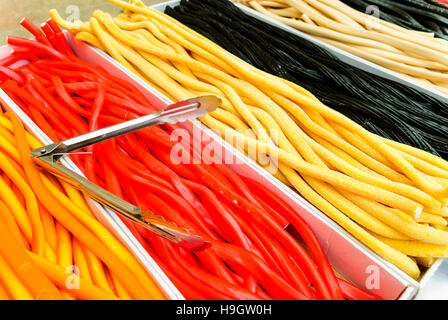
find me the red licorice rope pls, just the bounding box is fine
[0,18,382,300]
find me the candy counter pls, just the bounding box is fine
[0,0,447,302]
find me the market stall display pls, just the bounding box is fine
[0,0,448,300]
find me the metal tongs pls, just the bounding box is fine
[31,95,221,251]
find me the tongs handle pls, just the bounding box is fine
[31,96,221,251]
[34,95,221,162]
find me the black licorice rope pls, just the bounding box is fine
[165,0,448,159]
[341,0,448,40]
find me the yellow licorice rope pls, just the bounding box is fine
[49,1,448,279]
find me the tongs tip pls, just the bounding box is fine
[178,237,211,252]
[195,95,222,114]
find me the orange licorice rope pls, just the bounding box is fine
[0,205,63,299]
[8,112,157,300]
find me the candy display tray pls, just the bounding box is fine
[0,20,436,299]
